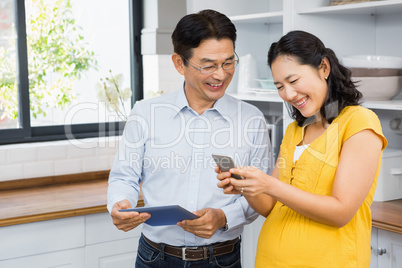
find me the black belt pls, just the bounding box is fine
[143,235,239,261]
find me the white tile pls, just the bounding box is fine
[158,55,174,68]
[7,147,38,164]
[159,67,182,82]
[82,156,110,172]
[97,145,119,157]
[0,149,6,165]
[95,137,120,156]
[37,145,67,161]
[23,161,54,179]
[108,155,116,169]
[0,164,24,181]
[67,144,96,159]
[54,159,83,175]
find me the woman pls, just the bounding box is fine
[216,30,387,267]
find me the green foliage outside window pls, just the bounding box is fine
[0,0,97,120]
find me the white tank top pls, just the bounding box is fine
[293,144,309,162]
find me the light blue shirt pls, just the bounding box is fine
[108,87,271,246]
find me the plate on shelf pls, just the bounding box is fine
[255,78,276,90]
[247,88,278,94]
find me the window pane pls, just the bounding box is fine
[25,0,132,126]
[0,0,19,129]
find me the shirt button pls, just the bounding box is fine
[190,200,194,204]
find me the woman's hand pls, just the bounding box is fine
[228,166,273,197]
[216,165,278,217]
[215,166,241,194]
[216,165,274,197]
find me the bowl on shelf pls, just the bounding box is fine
[353,76,402,101]
[255,78,276,90]
[328,0,378,6]
[349,68,402,77]
[342,55,402,69]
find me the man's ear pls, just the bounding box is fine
[172,53,185,75]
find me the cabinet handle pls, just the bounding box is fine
[377,248,387,255]
[390,168,402,175]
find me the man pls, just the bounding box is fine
[107,9,270,267]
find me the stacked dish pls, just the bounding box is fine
[250,78,278,94]
[341,55,402,101]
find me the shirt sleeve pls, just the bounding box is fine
[221,112,271,230]
[107,102,148,213]
[343,107,388,150]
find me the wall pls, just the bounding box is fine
[0,0,187,183]
[0,137,119,181]
[143,55,183,98]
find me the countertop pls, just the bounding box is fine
[0,171,400,234]
[371,199,402,234]
[0,171,143,227]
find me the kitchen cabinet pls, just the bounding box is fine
[0,213,141,268]
[0,249,85,268]
[0,216,85,267]
[85,212,141,267]
[189,0,402,130]
[370,227,402,268]
[188,0,402,265]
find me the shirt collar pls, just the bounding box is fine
[173,85,190,117]
[173,83,229,120]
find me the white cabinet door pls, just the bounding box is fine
[370,227,378,268]
[85,212,141,244]
[241,215,265,267]
[0,248,84,268]
[85,237,139,268]
[377,229,402,268]
[0,216,85,260]
[85,212,142,267]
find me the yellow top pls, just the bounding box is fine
[255,106,387,268]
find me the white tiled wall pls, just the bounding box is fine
[0,55,182,183]
[143,54,183,97]
[0,136,120,182]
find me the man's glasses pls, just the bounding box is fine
[181,53,239,75]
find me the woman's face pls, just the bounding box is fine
[271,55,330,119]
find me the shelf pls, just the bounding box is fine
[229,11,283,24]
[231,93,402,110]
[229,92,283,103]
[298,0,402,15]
[363,99,402,110]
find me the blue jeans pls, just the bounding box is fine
[135,234,242,268]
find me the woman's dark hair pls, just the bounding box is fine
[268,30,362,126]
[171,9,237,63]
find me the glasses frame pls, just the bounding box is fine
[181,52,239,75]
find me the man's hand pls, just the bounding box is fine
[110,199,151,232]
[177,208,227,239]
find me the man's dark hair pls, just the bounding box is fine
[171,9,237,63]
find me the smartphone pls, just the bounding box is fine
[212,154,243,180]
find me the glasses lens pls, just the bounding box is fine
[222,60,239,71]
[199,57,239,74]
[200,65,217,74]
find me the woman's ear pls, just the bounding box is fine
[320,57,331,79]
[172,53,185,75]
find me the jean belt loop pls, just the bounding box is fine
[208,244,214,263]
[160,243,165,260]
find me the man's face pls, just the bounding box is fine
[177,38,236,112]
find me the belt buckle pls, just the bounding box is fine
[181,247,198,260]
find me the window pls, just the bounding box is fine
[0,0,143,144]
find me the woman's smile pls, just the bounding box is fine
[294,96,309,109]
